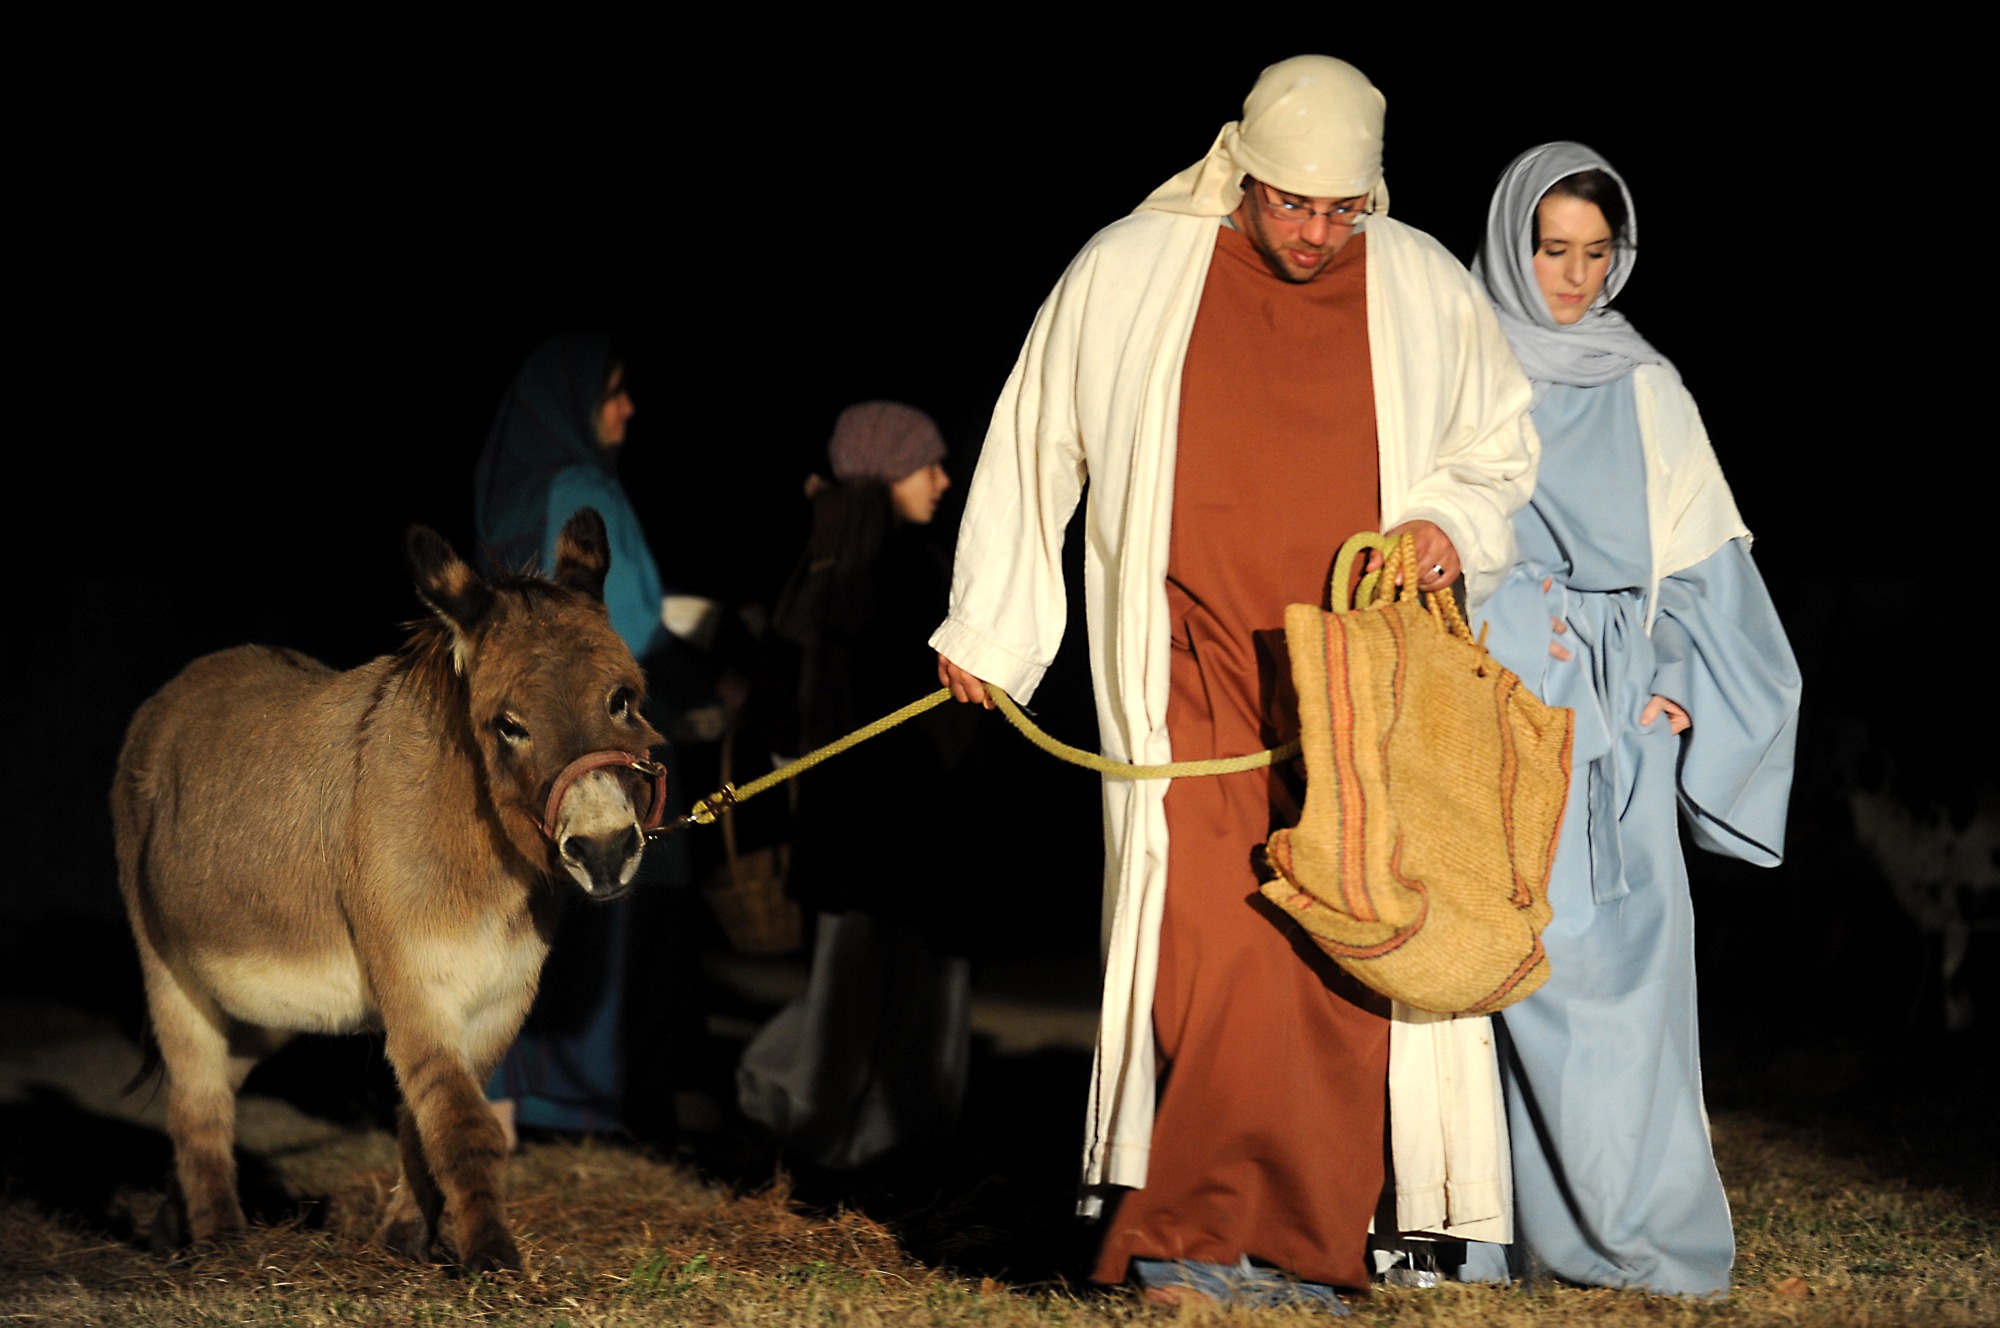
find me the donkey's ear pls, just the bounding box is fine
[407,525,494,634]
[552,507,611,602]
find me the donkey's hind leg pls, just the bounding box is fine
[380,1105,446,1263]
[136,947,247,1248]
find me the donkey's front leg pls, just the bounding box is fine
[381,1025,520,1273]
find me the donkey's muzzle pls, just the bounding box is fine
[560,824,645,900]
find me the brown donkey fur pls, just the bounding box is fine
[111,509,663,1272]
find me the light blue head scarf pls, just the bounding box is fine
[1472,142,1666,389]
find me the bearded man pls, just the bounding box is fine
[932,55,1536,1307]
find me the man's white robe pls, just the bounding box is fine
[930,207,1537,1237]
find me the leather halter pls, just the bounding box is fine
[537,750,668,843]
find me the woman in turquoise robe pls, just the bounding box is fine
[472,333,690,1137]
[1456,144,1801,1297]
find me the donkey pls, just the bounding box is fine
[111,509,665,1272]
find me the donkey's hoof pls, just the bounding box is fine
[459,1221,522,1275]
[147,1210,186,1257]
[188,1207,248,1245]
[379,1216,437,1264]
[150,1194,245,1257]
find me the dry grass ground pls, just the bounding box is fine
[2,1055,1994,1326]
[3,905,1995,1328]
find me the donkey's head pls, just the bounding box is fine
[407,509,664,900]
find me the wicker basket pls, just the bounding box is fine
[703,840,800,956]
[699,732,802,956]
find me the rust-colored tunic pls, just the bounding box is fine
[1092,225,1389,1291]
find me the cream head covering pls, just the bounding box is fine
[1140,55,1389,218]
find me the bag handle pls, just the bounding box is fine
[1328,531,1482,653]
[1330,531,1396,612]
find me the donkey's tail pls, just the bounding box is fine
[121,1022,165,1102]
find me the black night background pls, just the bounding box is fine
[6,24,1984,1310]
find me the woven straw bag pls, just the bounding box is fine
[1260,533,1574,1015]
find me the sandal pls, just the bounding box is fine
[1131,1257,1350,1314]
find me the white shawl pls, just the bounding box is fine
[1635,365,1751,631]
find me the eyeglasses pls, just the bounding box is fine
[1256,182,1373,227]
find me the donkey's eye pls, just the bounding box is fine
[493,713,530,744]
[609,687,635,721]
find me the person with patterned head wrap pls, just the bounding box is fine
[930,56,1538,1307]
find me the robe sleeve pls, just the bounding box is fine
[928,256,1092,703]
[1648,538,1800,865]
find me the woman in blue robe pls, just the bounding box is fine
[472,333,692,1140]
[1456,144,1801,1297]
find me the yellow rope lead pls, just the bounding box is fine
[680,685,1299,827]
[673,531,1450,829]
[986,685,1300,781]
